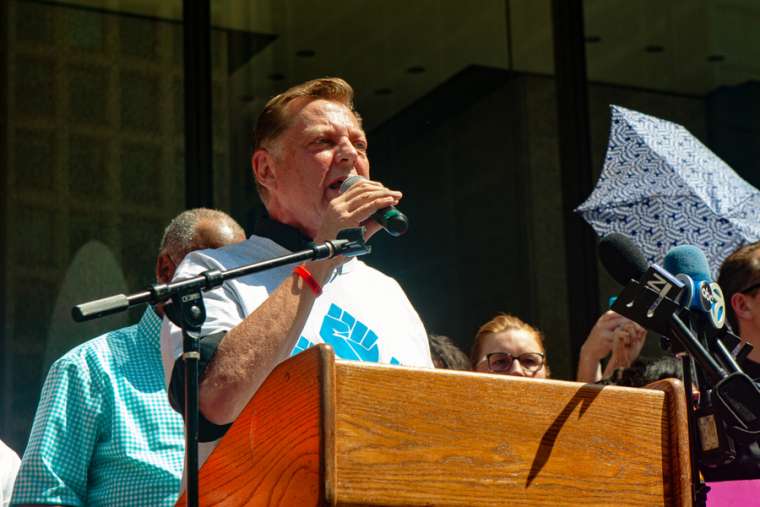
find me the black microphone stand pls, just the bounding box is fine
[611,270,760,505]
[681,353,711,506]
[71,228,370,507]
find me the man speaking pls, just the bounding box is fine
[161,77,433,466]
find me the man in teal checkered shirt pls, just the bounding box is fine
[11,209,245,506]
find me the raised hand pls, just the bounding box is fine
[314,178,401,244]
[581,311,631,361]
[603,322,647,377]
[577,310,638,383]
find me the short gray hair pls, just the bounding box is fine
[159,208,243,257]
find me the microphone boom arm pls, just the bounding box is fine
[72,227,370,322]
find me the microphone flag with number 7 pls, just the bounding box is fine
[663,244,727,329]
[576,105,760,274]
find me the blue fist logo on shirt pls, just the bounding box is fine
[290,304,395,364]
[291,336,315,356]
[319,303,379,362]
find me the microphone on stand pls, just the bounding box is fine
[664,245,726,330]
[598,234,760,468]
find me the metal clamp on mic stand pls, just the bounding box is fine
[70,228,370,507]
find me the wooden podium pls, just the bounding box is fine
[179,345,691,506]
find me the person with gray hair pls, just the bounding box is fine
[156,208,246,284]
[11,209,245,507]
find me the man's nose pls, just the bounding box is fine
[336,138,358,164]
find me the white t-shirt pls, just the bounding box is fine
[0,439,20,507]
[160,234,432,466]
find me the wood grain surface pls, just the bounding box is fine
[179,345,690,506]
[332,363,689,506]
[177,345,334,506]
[645,378,692,507]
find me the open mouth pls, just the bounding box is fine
[327,177,347,191]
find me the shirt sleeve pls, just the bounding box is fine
[401,292,435,368]
[159,250,247,388]
[11,354,102,506]
[387,277,434,369]
[0,440,20,505]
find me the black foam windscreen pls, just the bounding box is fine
[598,232,649,285]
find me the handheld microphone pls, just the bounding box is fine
[339,175,409,237]
[663,245,726,329]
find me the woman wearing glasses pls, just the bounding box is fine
[471,312,646,382]
[471,314,550,378]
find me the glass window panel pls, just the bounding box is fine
[69,64,110,125]
[15,54,57,117]
[3,0,187,452]
[15,2,54,45]
[66,9,106,51]
[118,15,159,59]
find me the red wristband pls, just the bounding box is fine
[293,265,322,296]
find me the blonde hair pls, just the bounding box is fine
[252,77,361,202]
[471,313,550,376]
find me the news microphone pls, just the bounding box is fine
[339,175,409,237]
[663,245,726,329]
[599,235,760,473]
[598,232,649,285]
[598,233,726,375]
[662,245,751,379]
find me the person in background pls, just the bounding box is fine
[472,311,646,382]
[718,241,760,379]
[576,310,647,383]
[471,314,550,378]
[595,356,683,388]
[0,439,20,507]
[428,334,470,370]
[707,241,760,502]
[11,209,245,507]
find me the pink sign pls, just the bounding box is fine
[707,480,760,506]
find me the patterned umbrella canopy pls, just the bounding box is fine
[577,105,760,273]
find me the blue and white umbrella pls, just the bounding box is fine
[577,105,760,273]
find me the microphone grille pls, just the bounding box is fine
[339,175,365,194]
[598,232,649,285]
[663,245,711,281]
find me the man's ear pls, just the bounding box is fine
[731,292,753,322]
[156,253,176,284]
[252,148,277,193]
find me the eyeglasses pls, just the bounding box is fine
[484,352,545,374]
